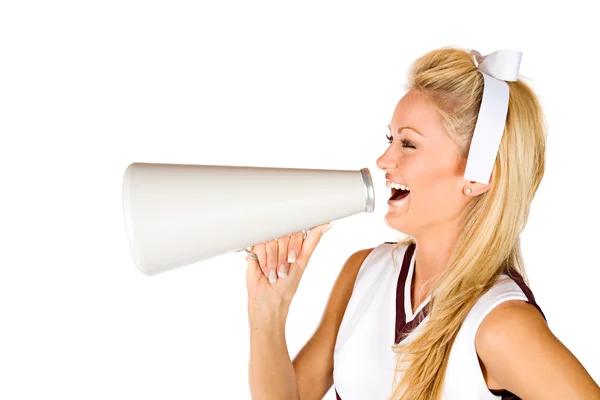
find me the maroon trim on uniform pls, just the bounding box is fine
[506,267,546,321]
[395,242,417,344]
[490,388,521,399]
[336,242,545,400]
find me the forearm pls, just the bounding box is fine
[248,309,300,400]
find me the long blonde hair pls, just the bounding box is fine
[388,46,547,399]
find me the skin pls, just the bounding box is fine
[376,89,600,398]
[376,89,485,305]
[246,88,599,399]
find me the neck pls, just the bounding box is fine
[412,220,460,292]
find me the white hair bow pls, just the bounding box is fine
[463,49,523,184]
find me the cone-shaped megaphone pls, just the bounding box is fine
[122,162,375,275]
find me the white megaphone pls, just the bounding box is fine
[122,162,375,276]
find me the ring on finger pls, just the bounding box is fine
[244,246,258,259]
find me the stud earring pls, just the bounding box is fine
[464,187,472,195]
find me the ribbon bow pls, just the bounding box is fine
[470,49,522,81]
[463,49,523,184]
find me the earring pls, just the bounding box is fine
[464,187,472,195]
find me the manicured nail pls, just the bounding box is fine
[269,269,277,283]
[278,264,288,278]
[288,250,296,263]
[322,224,333,233]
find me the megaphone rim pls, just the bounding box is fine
[361,168,375,213]
[122,163,153,276]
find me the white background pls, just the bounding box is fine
[1,0,598,398]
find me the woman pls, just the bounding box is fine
[244,46,600,399]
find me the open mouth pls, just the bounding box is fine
[390,188,410,201]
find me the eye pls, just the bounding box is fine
[386,134,415,149]
[401,139,416,149]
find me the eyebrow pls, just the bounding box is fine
[387,125,425,137]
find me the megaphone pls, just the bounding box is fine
[122,162,375,275]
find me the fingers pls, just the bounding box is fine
[288,231,304,265]
[253,242,267,276]
[245,250,263,289]
[248,239,281,282]
[277,235,291,278]
[265,239,278,283]
[246,223,333,286]
[295,222,332,271]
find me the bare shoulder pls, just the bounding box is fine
[476,300,548,360]
[476,300,600,399]
[478,299,546,338]
[319,247,375,324]
[292,247,375,400]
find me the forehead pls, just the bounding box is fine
[388,90,443,135]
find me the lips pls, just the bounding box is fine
[388,191,410,207]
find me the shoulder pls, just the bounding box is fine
[475,278,600,398]
[344,246,376,278]
[474,273,547,353]
[470,273,546,390]
[476,298,548,352]
[474,298,551,394]
[475,274,548,371]
[326,247,376,304]
[329,242,404,303]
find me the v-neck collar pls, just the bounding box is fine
[403,245,431,323]
[395,242,431,344]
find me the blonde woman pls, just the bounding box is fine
[245,46,600,399]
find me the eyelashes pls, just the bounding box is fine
[386,134,415,149]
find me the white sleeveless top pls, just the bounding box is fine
[332,242,543,400]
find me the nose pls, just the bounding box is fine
[376,148,398,171]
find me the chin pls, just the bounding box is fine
[383,213,410,235]
[384,188,415,230]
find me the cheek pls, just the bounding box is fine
[412,164,459,209]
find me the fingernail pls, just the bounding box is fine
[288,251,296,263]
[278,264,288,278]
[322,223,333,233]
[269,269,277,283]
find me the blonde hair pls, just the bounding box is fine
[387,46,547,399]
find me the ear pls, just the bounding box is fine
[464,180,491,196]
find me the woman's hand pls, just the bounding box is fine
[245,223,333,316]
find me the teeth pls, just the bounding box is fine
[386,180,410,191]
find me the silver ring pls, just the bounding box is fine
[244,247,258,259]
[302,229,308,240]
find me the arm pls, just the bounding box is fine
[293,248,373,400]
[249,306,298,400]
[476,300,600,399]
[248,248,373,400]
